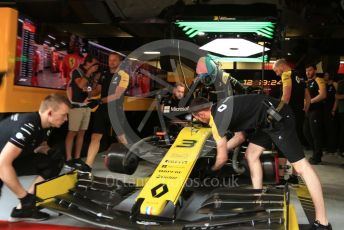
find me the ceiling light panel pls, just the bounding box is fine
[200,38,270,57]
[176,21,275,39]
[209,54,268,63]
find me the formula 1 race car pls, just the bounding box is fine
[35,124,299,230]
[103,120,281,186]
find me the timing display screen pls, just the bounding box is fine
[226,69,282,97]
[242,79,281,86]
[15,19,36,84]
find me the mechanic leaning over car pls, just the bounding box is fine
[0,94,71,222]
[190,95,331,230]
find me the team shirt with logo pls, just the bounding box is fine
[209,94,273,142]
[307,77,326,111]
[0,113,51,156]
[281,70,307,112]
[97,69,129,111]
[99,70,129,98]
[161,94,190,121]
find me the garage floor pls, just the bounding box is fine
[0,151,343,229]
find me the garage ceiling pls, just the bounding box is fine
[2,0,344,64]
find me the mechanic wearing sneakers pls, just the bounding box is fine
[64,55,100,169]
[272,58,311,184]
[80,52,129,172]
[190,95,331,230]
[0,94,70,222]
[303,64,327,164]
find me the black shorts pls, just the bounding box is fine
[92,104,125,135]
[92,105,111,135]
[13,152,62,180]
[248,130,273,149]
[1,153,58,192]
[0,148,64,192]
[261,104,305,163]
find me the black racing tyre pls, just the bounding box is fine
[104,143,139,175]
[261,154,278,185]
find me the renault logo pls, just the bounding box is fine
[151,184,169,198]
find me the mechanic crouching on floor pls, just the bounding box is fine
[190,95,331,230]
[0,94,71,222]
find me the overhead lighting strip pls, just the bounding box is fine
[209,54,269,63]
[200,38,270,57]
[175,21,275,39]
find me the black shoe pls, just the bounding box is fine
[76,163,92,174]
[309,157,321,165]
[310,220,332,230]
[287,175,299,184]
[9,207,50,222]
[73,158,86,167]
[64,159,75,169]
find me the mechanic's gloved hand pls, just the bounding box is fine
[86,99,101,109]
[19,193,38,209]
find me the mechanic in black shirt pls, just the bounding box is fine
[190,95,331,230]
[194,55,247,149]
[323,72,338,153]
[304,64,327,164]
[0,94,71,222]
[160,82,191,136]
[160,82,190,119]
[65,55,100,169]
[81,52,129,172]
[273,59,311,184]
[273,59,311,143]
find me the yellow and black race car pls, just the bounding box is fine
[34,123,299,230]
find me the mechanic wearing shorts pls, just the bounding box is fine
[65,55,100,169]
[272,58,311,183]
[0,94,70,222]
[81,52,129,172]
[190,94,331,230]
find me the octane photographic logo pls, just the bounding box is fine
[107,39,233,164]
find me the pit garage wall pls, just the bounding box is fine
[0,8,66,113]
[0,8,156,113]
